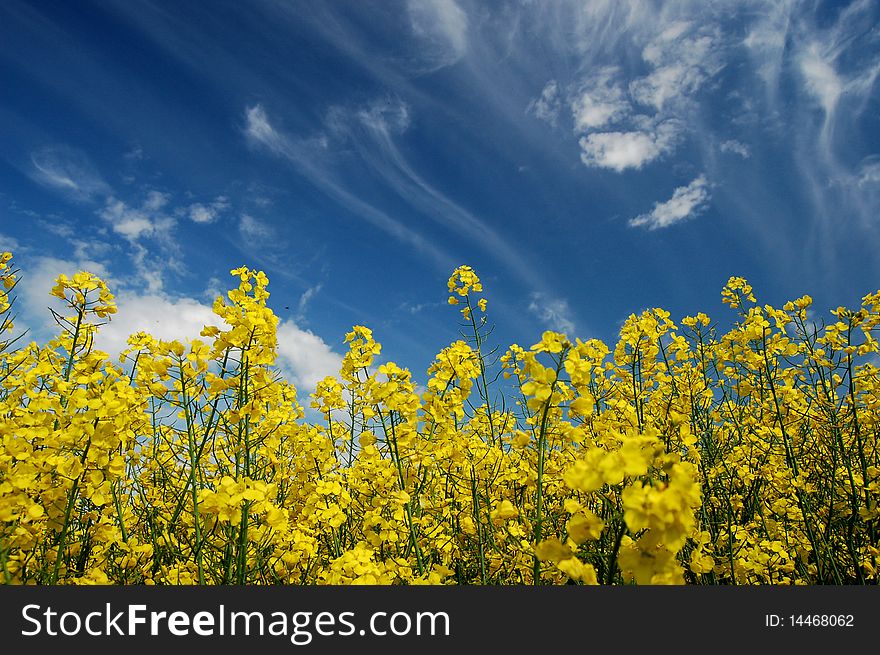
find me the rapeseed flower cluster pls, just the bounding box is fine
[0,252,877,585]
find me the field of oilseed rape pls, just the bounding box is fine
[0,250,878,586]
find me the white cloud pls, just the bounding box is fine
[527,80,561,126]
[632,22,721,111]
[143,191,170,212]
[644,20,692,58]
[100,199,154,240]
[95,293,222,357]
[29,146,110,201]
[103,298,343,395]
[239,214,273,241]
[0,233,21,252]
[525,9,726,175]
[245,105,288,154]
[124,146,144,161]
[68,238,113,264]
[857,159,880,187]
[19,146,189,296]
[187,196,229,224]
[570,68,630,131]
[39,220,77,239]
[629,175,710,230]
[96,195,180,294]
[242,103,455,271]
[528,292,576,335]
[97,294,342,396]
[720,139,751,158]
[399,301,441,315]
[129,243,169,294]
[357,99,411,135]
[188,204,216,224]
[297,283,322,319]
[13,251,178,348]
[630,63,701,111]
[799,43,843,120]
[99,196,176,243]
[406,0,469,70]
[202,276,225,302]
[12,252,342,396]
[578,122,678,172]
[276,320,343,393]
[15,255,115,338]
[743,0,794,92]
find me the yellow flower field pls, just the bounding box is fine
[0,251,877,585]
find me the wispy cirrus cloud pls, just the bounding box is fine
[630,20,723,112]
[526,80,561,127]
[296,283,322,321]
[96,190,183,293]
[238,213,273,241]
[719,139,750,159]
[790,1,880,151]
[243,103,452,269]
[0,233,21,252]
[765,0,880,251]
[629,175,710,230]
[6,0,880,365]
[513,0,880,264]
[24,146,205,294]
[29,145,111,201]
[569,67,630,132]
[528,292,576,335]
[406,0,469,72]
[528,10,724,173]
[333,97,545,289]
[186,196,229,224]
[245,100,547,290]
[100,193,175,242]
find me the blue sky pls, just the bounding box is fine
[2,0,880,393]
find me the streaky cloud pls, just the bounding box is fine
[406,0,469,72]
[243,104,454,270]
[629,175,710,230]
[29,146,111,201]
[528,292,576,335]
[341,98,546,289]
[719,140,750,159]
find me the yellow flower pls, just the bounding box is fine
[534,537,573,564]
[490,499,519,523]
[566,511,604,544]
